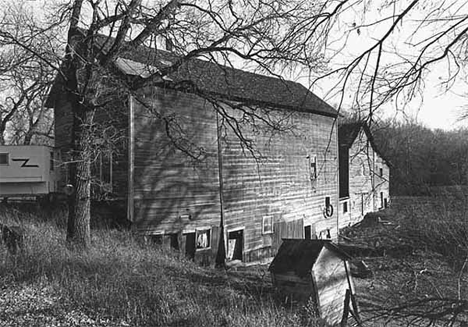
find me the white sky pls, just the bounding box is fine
[6,0,468,130]
[308,0,468,131]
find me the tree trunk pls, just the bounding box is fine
[66,105,94,249]
[23,132,33,145]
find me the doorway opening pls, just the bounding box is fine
[304,225,312,239]
[184,232,196,259]
[227,230,243,261]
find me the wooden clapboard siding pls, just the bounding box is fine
[93,100,129,198]
[373,155,390,210]
[53,95,74,189]
[132,87,221,234]
[312,247,349,326]
[54,95,73,151]
[222,107,339,257]
[343,128,390,227]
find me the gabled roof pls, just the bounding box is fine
[339,122,365,148]
[338,122,390,165]
[268,239,351,278]
[48,31,337,118]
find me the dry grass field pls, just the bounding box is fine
[0,194,466,327]
[0,204,322,327]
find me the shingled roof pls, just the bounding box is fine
[68,31,337,117]
[338,122,389,164]
[46,30,337,118]
[268,239,351,278]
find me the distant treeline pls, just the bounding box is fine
[372,122,468,196]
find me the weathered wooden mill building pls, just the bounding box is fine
[338,122,390,228]
[47,33,341,264]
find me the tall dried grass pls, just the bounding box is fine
[395,192,468,270]
[0,204,320,327]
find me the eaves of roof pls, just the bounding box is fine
[47,30,338,118]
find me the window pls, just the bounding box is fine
[380,192,384,209]
[0,153,9,165]
[97,151,113,193]
[262,216,273,234]
[50,152,54,171]
[379,167,383,177]
[319,229,331,239]
[343,201,348,214]
[148,234,163,245]
[196,229,211,249]
[308,155,317,180]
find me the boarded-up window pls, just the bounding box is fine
[0,153,9,165]
[196,229,211,249]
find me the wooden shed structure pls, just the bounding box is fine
[269,239,358,326]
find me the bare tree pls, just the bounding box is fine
[0,3,60,145]
[316,0,468,126]
[0,0,341,249]
[0,0,466,250]
[0,0,466,324]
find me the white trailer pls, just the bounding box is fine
[0,145,61,198]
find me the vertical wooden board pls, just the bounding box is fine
[271,219,304,255]
[210,225,220,263]
[344,128,390,228]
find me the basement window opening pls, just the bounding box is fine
[319,229,331,239]
[196,229,211,250]
[149,234,163,245]
[0,153,9,165]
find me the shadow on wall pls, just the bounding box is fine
[131,92,223,264]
